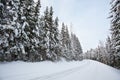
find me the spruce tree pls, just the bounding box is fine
[47,7,62,61]
[47,6,56,61]
[40,7,49,60]
[74,35,83,60]
[53,17,61,60]
[60,23,66,59]
[34,0,43,61]
[65,26,72,60]
[106,36,115,66]
[110,0,120,68]
[71,33,83,60]
[0,0,20,61]
[17,0,30,60]
[60,24,73,60]
[25,0,39,61]
[17,0,39,61]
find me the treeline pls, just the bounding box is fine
[0,0,83,62]
[83,0,120,69]
[83,39,115,67]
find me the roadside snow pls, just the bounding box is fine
[0,60,120,80]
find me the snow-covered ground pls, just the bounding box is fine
[0,60,120,80]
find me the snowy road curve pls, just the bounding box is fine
[0,60,120,80]
[29,62,88,80]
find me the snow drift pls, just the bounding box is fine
[0,60,120,80]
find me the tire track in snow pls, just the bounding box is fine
[29,61,89,80]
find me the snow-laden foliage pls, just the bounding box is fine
[0,0,83,62]
[71,33,83,60]
[60,23,83,61]
[110,0,120,68]
[0,0,21,61]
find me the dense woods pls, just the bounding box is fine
[0,0,83,62]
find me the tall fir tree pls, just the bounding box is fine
[71,33,83,60]
[40,6,60,61]
[25,0,39,61]
[65,26,73,60]
[17,0,30,60]
[53,17,61,60]
[110,0,120,68]
[106,36,115,66]
[34,0,43,61]
[60,24,73,60]
[41,6,50,60]
[17,0,40,61]
[0,0,20,61]
[60,23,67,59]
[47,6,56,61]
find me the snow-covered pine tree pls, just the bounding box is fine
[75,35,83,60]
[25,0,39,61]
[83,41,108,64]
[17,0,30,61]
[106,36,115,66]
[0,0,6,61]
[110,0,120,68]
[34,0,43,61]
[76,36,83,60]
[47,7,54,60]
[71,33,76,60]
[8,0,21,61]
[0,0,9,61]
[40,7,50,60]
[65,26,73,60]
[53,17,61,61]
[47,6,57,61]
[71,33,83,60]
[60,24,72,60]
[96,42,106,63]
[0,0,20,61]
[17,0,39,61]
[60,23,67,59]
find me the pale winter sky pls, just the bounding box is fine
[35,0,111,52]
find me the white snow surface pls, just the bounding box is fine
[0,60,120,80]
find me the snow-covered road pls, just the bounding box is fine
[0,60,120,80]
[29,62,88,80]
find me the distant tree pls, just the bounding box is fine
[74,35,83,60]
[106,36,115,66]
[71,33,83,60]
[83,41,108,64]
